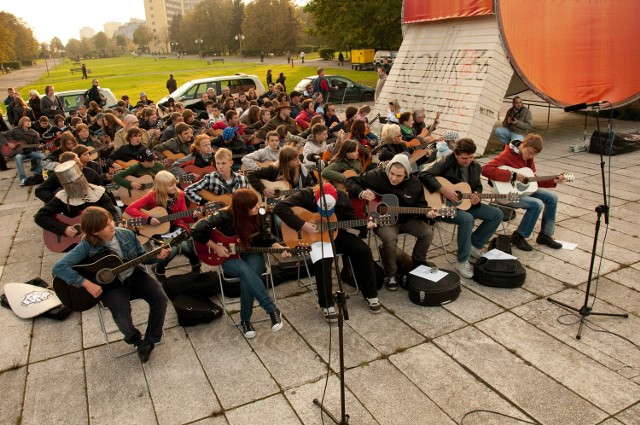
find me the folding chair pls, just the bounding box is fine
[431,221,457,264]
[96,299,149,358]
[216,254,278,326]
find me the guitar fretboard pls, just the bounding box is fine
[458,193,511,200]
[526,175,560,183]
[111,244,166,275]
[318,218,369,231]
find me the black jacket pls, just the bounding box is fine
[35,167,102,203]
[273,188,358,232]
[211,134,248,156]
[34,194,118,236]
[191,209,277,247]
[345,168,431,223]
[418,153,484,194]
[247,165,313,194]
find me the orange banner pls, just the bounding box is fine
[403,0,494,24]
[497,0,640,108]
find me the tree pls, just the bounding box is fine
[183,0,233,54]
[116,34,128,49]
[304,0,403,50]
[230,0,244,54]
[65,39,82,59]
[242,0,302,55]
[133,25,153,52]
[0,12,39,62]
[93,32,109,56]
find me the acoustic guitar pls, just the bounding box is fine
[198,191,233,206]
[260,180,297,201]
[280,207,393,247]
[424,177,520,211]
[161,150,185,167]
[110,159,138,174]
[194,229,311,266]
[116,174,155,205]
[121,203,222,243]
[367,192,457,224]
[240,159,274,172]
[43,214,83,253]
[179,164,216,188]
[491,166,575,197]
[52,231,189,312]
[1,140,44,157]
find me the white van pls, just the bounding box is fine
[374,50,398,68]
[158,74,265,108]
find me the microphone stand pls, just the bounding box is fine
[547,102,628,339]
[312,159,351,424]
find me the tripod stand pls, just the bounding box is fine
[548,102,628,339]
[311,162,350,424]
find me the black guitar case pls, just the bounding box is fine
[474,235,526,288]
[163,272,219,300]
[172,293,223,327]
[406,269,461,306]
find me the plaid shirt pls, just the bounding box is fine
[184,170,248,205]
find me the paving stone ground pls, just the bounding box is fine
[1,78,640,424]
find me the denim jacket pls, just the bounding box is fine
[52,227,156,287]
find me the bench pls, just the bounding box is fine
[210,58,224,64]
[70,68,82,74]
[73,62,81,66]
[158,56,167,60]
[503,96,563,130]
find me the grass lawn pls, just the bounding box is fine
[21,56,378,103]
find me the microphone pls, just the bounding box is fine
[564,101,608,112]
[306,153,322,162]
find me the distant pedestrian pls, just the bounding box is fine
[166,74,177,94]
[286,50,291,64]
[276,72,287,93]
[266,69,273,87]
[338,52,344,66]
[260,50,265,63]
[300,51,305,63]
[81,63,88,79]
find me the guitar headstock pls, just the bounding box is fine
[203,201,225,215]
[168,229,190,246]
[291,244,312,255]
[374,214,394,227]
[436,206,457,218]
[562,172,575,183]
[180,173,195,184]
[507,192,521,202]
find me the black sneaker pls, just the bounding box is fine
[241,321,256,339]
[536,233,562,249]
[511,232,532,251]
[269,308,283,332]
[384,276,399,291]
[137,339,155,363]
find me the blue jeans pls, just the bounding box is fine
[222,253,276,322]
[15,151,45,180]
[100,268,168,344]
[509,189,557,238]
[443,204,503,262]
[155,239,200,274]
[494,127,525,145]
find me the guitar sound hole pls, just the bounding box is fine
[96,269,115,285]
[515,182,529,192]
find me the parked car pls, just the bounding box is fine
[44,88,118,116]
[374,50,398,68]
[294,75,375,103]
[158,74,265,109]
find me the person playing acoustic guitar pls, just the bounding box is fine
[274,183,381,321]
[481,134,565,251]
[419,138,503,279]
[347,153,438,290]
[191,189,286,339]
[0,116,45,185]
[125,171,202,283]
[52,206,170,362]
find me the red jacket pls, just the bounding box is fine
[125,189,194,233]
[481,143,556,188]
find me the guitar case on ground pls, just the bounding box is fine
[172,293,223,327]
[473,235,526,288]
[406,269,461,306]
[162,271,219,300]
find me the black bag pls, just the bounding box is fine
[488,234,512,254]
[473,257,526,288]
[339,257,384,290]
[172,293,222,327]
[406,269,461,306]
[589,130,640,156]
[163,271,219,301]
[24,174,44,186]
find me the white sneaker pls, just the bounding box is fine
[323,307,338,323]
[455,260,474,279]
[470,246,483,260]
[19,179,26,187]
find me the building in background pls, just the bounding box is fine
[144,0,202,53]
[104,22,122,38]
[79,27,96,40]
[114,19,146,40]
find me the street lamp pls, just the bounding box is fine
[234,34,245,62]
[195,39,203,59]
[170,41,179,57]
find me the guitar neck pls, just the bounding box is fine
[527,175,559,183]
[111,244,165,276]
[320,218,368,231]
[155,207,199,225]
[385,206,434,215]
[460,192,512,200]
[236,246,287,255]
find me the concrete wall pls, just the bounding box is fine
[376,15,514,154]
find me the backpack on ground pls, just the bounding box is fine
[473,235,526,288]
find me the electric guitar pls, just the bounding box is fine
[179,164,216,188]
[116,174,155,205]
[490,166,575,197]
[366,192,457,224]
[121,203,222,243]
[52,231,189,312]
[43,214,83,253]
[195,229,311,266]
[424,177,520,210]
[280,207,393,246]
